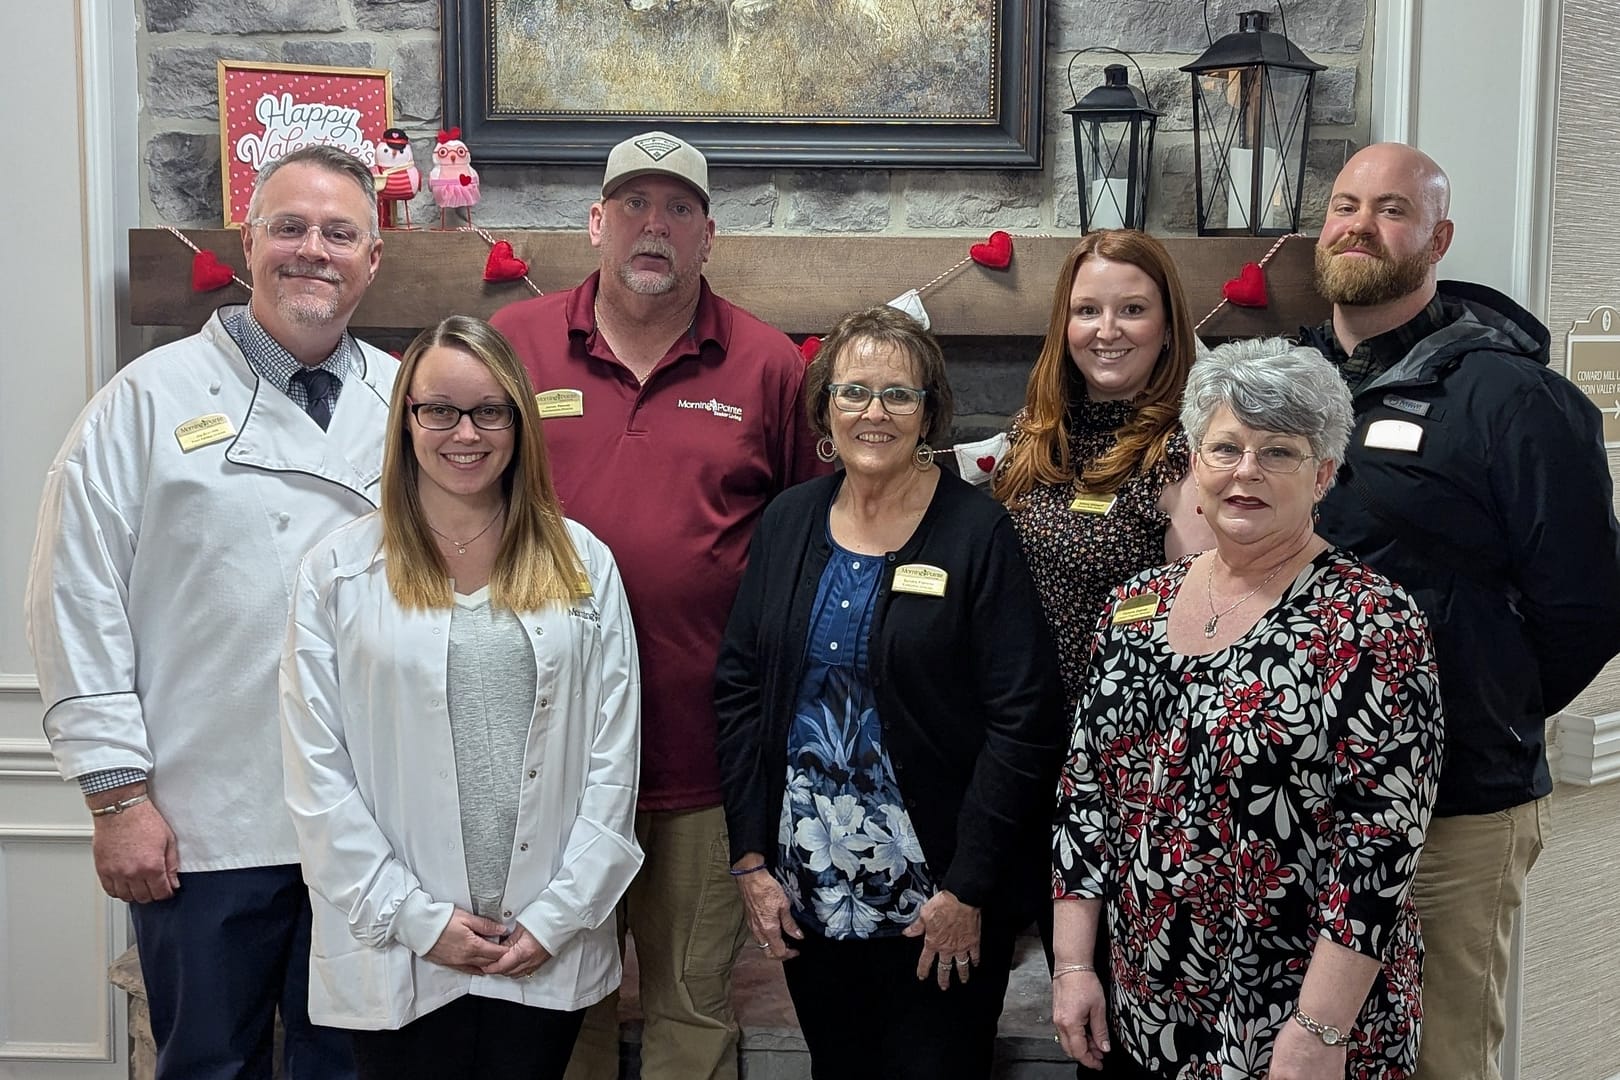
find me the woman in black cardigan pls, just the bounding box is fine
[714,306,1064,1078]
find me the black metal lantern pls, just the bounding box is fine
[1065,62,1160,231]
[1181,10,1324,235]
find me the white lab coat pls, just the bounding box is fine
[280,512,643,1028]
[25,307,398,870]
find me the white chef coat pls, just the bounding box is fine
[280,512,643,1028]
[25,307,398,870]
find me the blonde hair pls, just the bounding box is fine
[992,230,1197,506]
[380,316,586,610]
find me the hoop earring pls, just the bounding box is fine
[913,442,935,469]
[816,436,838,463]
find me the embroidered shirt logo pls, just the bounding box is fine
[677,397,744,423]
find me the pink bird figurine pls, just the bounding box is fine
[428,128,480,230]
[372,128,421,230]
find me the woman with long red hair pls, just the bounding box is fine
[991,229,1210,718]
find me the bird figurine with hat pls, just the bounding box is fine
[428,128,480,230]
[372,128,421,230]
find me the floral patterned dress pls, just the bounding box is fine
[776,534,933,938]
[1002,395,1192,716]
[1054,550,1443,1079]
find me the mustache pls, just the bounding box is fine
[1327,234,1387,258]
[278,261,342,282]
[630,240,675,260]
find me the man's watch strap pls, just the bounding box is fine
[1291,1008,1348,1046]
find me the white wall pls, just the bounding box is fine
[1374,0,1555,312]
[0,0,136,1075]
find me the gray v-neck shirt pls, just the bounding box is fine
[448,586,538,913]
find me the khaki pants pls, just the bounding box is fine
[564,806,749,1080]
[1411,797,1549,1080]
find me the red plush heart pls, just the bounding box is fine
[191,250,235,292]
[800,336,822,362]
[976,455,996,473]
[1222,262,1268,307]
[459,173,473,186]
[969,230,1013,270]
[482,241,529,282]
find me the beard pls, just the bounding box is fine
[273,262,346,326]
[614,238,700,296]
[1314,238,1432,306]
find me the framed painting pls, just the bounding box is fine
[442,0,1045,167]
[218,60,394,226]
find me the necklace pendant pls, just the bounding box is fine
[1203,615,1219,638]
[456,545,467,556]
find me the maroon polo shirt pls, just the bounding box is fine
[492,273,825,811]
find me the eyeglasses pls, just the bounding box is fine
[408,400,518,431]
[250,215,371,254]
[826,383,928,416]
[1196,441,1316,474]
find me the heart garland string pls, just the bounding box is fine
[472,229,542,295]
[1194,233,1300,332]
[166,226,252,293]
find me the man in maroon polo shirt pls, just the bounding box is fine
[491,130,823,1080]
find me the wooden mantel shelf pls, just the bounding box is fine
[129,230,1328,338]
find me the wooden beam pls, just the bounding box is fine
[130,229,1328,338]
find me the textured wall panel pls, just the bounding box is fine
[1525,6,1620,1071]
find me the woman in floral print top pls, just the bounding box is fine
[989,230,1213,719]
[1051,339,1443,1079]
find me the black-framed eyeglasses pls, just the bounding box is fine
[1196,441,1316,474]
[250,215,372,253]
[407,400,518,431]
[826,383,928,416]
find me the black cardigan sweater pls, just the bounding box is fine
[713,469,1065,923]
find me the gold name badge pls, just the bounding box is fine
[892,563,948,597]
[574,573,593,597]
[535,388,584,418]
[175,413,236,452]
[1068,493,1117,515]
[1111,592,1161,624]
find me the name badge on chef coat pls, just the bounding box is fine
[1068,493,1117,515]
[1363,418,1424,453]
[574,573,593,597]
[1112,593,1160,624]
[175,413,236,452]
[535,388,584,418]
[892,563,947,597]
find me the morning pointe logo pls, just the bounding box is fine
[678,397,744,423]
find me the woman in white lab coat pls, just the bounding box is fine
[280,315,642,1080]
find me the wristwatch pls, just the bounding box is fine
[1291,1008,1348,1046]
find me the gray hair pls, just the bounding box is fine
[1181,337,1353,480]
[247,145,379,234]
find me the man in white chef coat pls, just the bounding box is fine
[26,144,397,1080]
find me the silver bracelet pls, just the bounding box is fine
[1051,962,1096,981]
[89,793,149,817]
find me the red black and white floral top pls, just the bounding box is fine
[1054,549,1443,1079]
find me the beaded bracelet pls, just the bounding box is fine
[1052,963,1097,981]
[728,863,770,877]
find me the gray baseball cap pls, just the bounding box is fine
[601,130,710,209]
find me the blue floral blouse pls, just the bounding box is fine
[775,532,933,939]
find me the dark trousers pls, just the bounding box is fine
[782,919,1017,1079]
[128,864,354,1080]
[350,993,585,1080]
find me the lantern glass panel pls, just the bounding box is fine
[1078,117,1144,230]
[1191,65,1315,234]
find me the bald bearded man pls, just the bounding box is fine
[1301,142,1620,1080]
